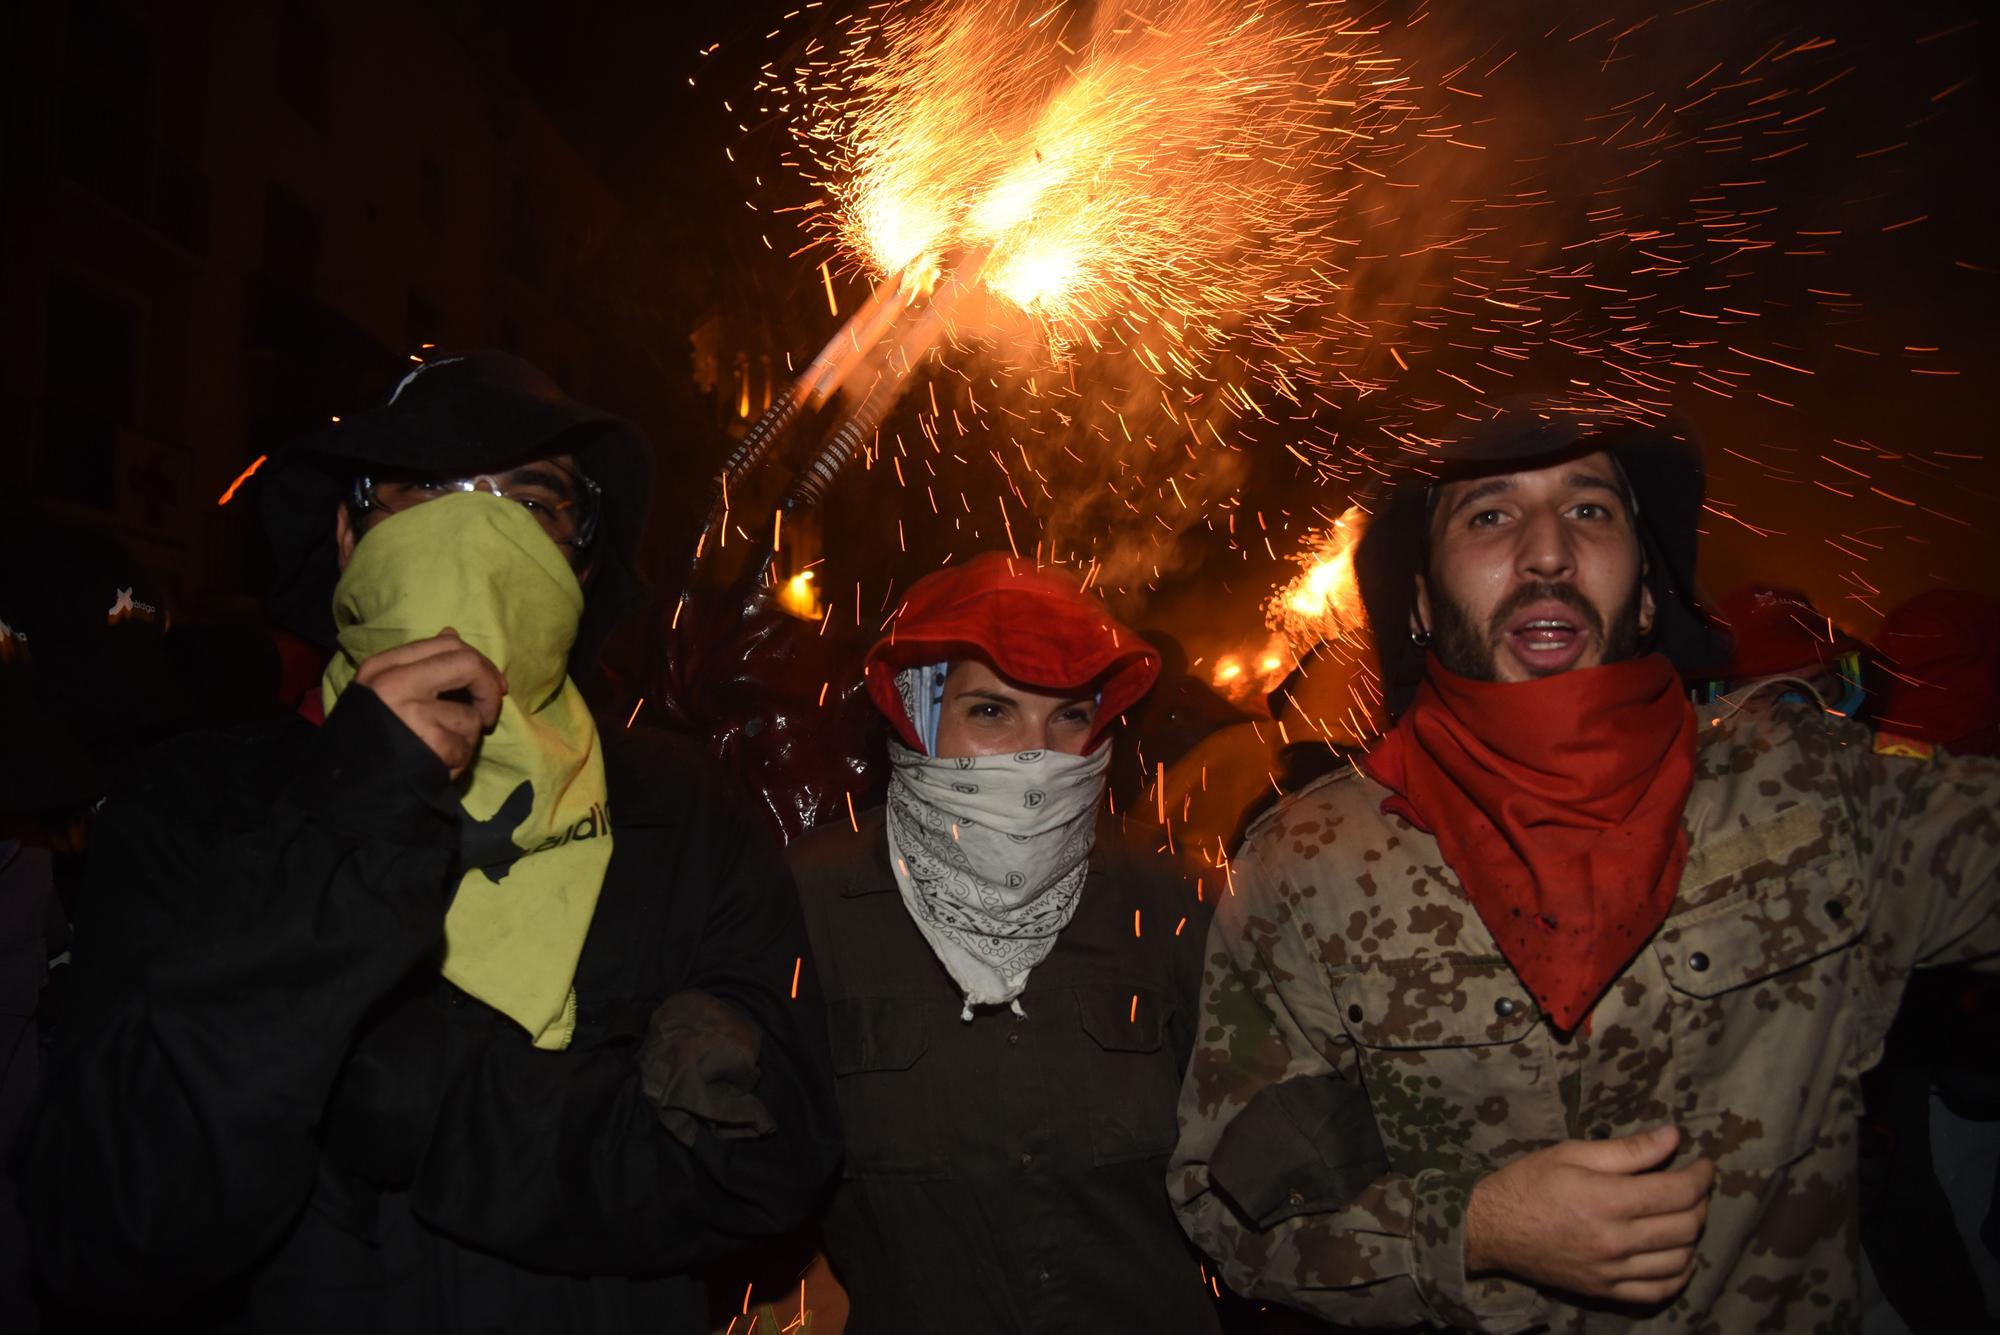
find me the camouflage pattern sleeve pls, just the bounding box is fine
[1847,744,2000,973]
[1168,840,1546,1333]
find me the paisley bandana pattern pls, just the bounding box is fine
[885,666,1110,1016]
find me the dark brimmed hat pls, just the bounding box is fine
[0,516,191,759]
[257,352,655,674]
[1353,401,1725,717]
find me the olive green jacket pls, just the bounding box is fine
[1171,695,2000,1333]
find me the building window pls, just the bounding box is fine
[57,4,163,226]
[504,180,543,285]
[419,152,447,231]
[40,274,140,510]
[405,288,443,350]
[262,184,321,293]
[276,1,331,133]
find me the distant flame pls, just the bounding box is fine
[777,570,824,621]
[1210,633,1294,702]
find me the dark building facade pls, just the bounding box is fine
[3,0,790,628]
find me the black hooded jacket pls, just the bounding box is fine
[24,356,842,1334]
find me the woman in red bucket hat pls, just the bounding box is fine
[788,551,1224,1335]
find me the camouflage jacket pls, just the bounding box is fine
[1170,696,2000,1333]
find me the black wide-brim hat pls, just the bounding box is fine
[1353,401,1726,718]
[259,351,655,674]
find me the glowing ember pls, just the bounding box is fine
[215,454,269,507]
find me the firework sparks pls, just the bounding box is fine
[721,0,1987,655]
[778,0,1429,373]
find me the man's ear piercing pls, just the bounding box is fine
[1411,627,1432,648]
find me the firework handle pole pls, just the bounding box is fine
[682,274,911,580]
[778,253,986,514]
[782,353,923,511]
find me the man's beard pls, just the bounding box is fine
[1428,577,1645,681]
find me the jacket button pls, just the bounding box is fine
[1286,1190,1305,1208]
[1688,951,1711,972]
[1019,1152,1034,1168]
[1347,1004,1363,1023]
[1494,997,1520,1019]
[1007,1030,1022,1045]
[1825,899,1846,920]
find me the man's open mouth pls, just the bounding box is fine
[1502,600,1592,669]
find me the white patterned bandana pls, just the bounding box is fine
[885,668,1110,1018]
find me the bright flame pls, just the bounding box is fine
[1285,549,1357,622]
[1270,505,1368,652]
[782,0,1419,363]
[777,570,824,621]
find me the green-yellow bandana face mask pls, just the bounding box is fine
[321,489,610,1050]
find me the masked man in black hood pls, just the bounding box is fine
[25,353,841,1334]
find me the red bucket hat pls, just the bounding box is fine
[865,552,1160,752]
[1874,589,2000,753]
[1711,583,1863,681]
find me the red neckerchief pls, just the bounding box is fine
[1362,655,1697,1032]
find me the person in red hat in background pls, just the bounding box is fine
[1873,589,2000,759]
[1698,582,1870,719]
[786,551,1223,1335]
[1860,588,2000,1332]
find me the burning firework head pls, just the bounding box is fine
[1352,401,1727,717]
[741,0,1981,624]
[774,0,1432,373]
[1269,503,1370,651]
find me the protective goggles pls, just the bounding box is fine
[351,460,602,550]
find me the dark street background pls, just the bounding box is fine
[4,0,1996,689]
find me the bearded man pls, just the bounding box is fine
[1170,406,1999,1331]
[788,552,1221,1334]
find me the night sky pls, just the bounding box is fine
[20,0,1998,682]
[504,0,1997,669]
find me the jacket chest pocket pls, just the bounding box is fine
[1329,958,1557,1172]
[1073,985,1182,1166]
[827,997,947,1180]
[1651,863,1863,1171]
